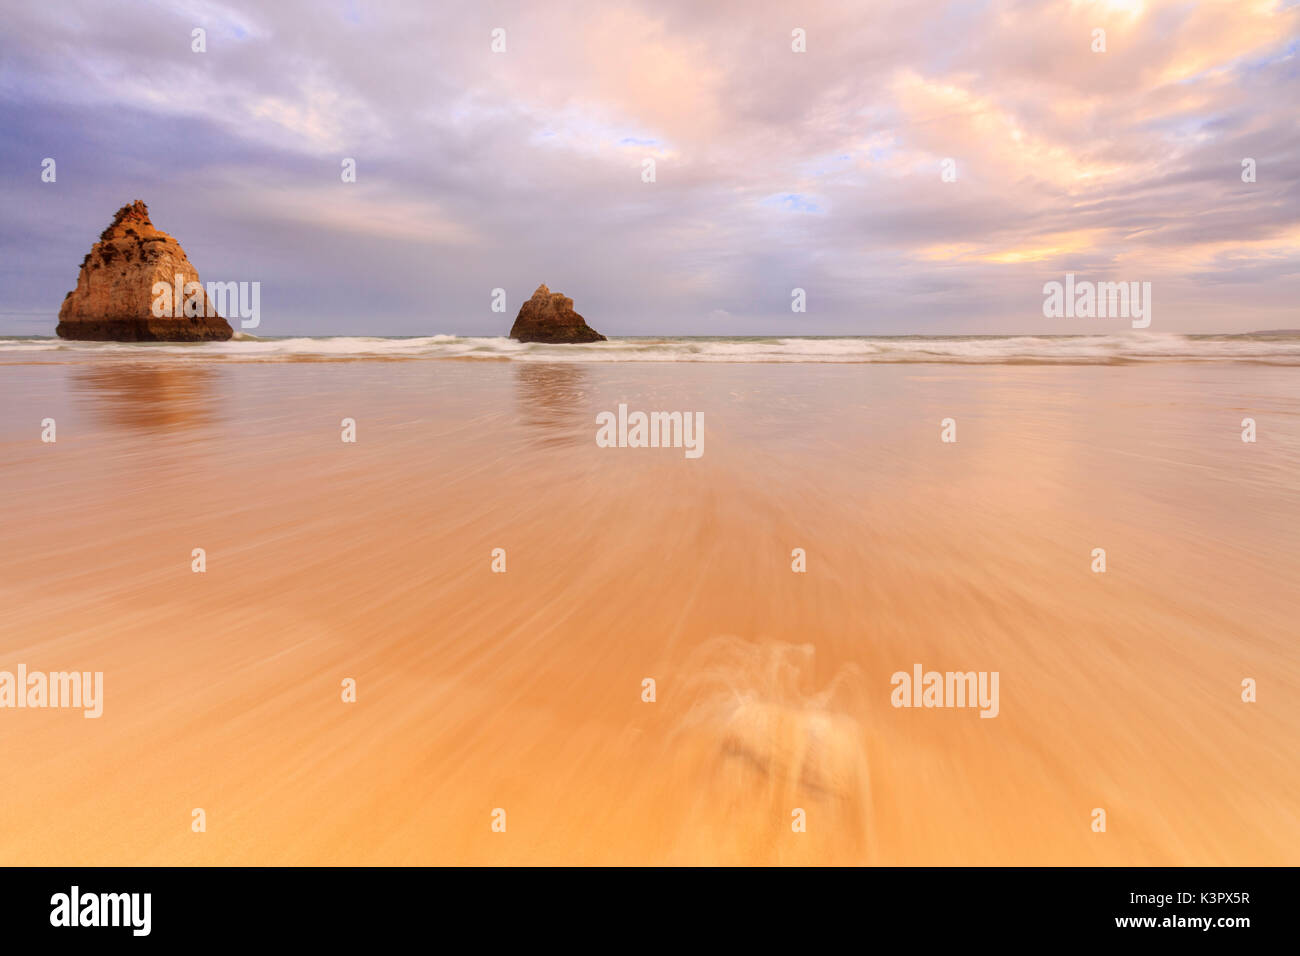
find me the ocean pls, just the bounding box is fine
[3,331,1300,364]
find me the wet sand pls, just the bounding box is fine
[1,356,1297,864]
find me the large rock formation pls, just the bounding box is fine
[509,284,605,343]
[56,200,233,341]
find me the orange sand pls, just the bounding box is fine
[1,357,1297,864]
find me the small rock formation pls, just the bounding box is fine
[509,284,606,343]
[56,200,233,341]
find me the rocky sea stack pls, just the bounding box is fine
[56,200,234,342]
[509,284,605,344]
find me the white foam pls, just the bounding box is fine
[2,333,1297,364]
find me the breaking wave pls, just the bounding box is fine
[2,332,1299,364]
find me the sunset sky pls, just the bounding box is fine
[1,0,1296,336]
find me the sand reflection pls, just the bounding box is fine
[71,362,222,431]
[513,362,591,446]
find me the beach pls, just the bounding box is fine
[1,338,1297,865]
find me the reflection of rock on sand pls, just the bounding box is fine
[513,363,590,444]
[671,638,874,859]
[72,363,221,430]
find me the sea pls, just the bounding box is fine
[2,331,1299,363]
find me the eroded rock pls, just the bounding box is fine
[56,200,233,342]
[508,284,605,344]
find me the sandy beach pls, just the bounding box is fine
[1,343,1296,865]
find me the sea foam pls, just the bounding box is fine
[2,332,1298,364]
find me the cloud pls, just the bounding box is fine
[0,0,1296,335]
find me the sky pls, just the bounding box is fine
[1,0,1297,337]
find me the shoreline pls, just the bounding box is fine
[2,331,1299,366]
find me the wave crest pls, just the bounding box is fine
[3,332,1298,364]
